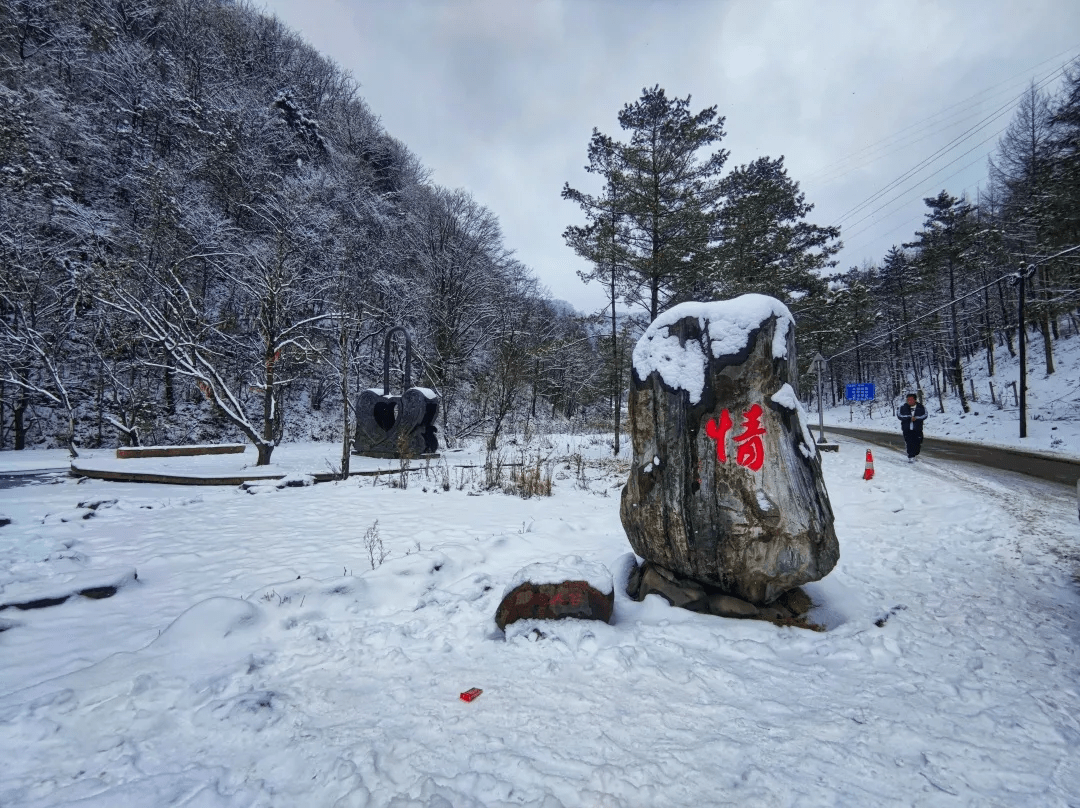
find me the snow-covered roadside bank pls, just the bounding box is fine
[822,328,1080,459]
[1,438,1078,806]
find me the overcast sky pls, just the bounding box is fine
[259,0,1080,313]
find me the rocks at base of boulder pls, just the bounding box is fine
[709,593,760,619]
[627,559,816,626]
[496,579,614,632]
[775,586,813,617]
[630,561,708,612]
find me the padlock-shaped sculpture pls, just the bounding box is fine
[353,327,440,458]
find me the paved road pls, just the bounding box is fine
[0,469,68,490]
[823,425,1080,489]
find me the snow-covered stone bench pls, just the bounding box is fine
[115,443,247,459]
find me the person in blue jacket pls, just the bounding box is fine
[898,393,927,461]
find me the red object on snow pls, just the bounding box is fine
[863,449,875,481]
[459,688,483,702]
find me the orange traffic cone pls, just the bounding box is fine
[863,449,875,480]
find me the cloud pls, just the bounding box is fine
[261,0,1080,311]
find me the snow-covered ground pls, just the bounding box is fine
[0,449,74,473]
[1,435,1078,806]
[822,328,1080,459]
[64,443,479,482]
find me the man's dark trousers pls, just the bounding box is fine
[903,429,922,458]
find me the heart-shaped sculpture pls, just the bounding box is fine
[354,386,439,457]
[353,326,440,458]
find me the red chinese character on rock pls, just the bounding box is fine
[733,404,766,472]
[705,409,733,462]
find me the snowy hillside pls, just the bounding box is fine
[823,328,1080,458]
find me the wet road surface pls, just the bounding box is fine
[823,425,1080,489]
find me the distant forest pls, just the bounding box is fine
[2,1,1079,461]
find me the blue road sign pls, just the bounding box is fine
[845,383,875,402]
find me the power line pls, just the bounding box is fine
[829,61,1078,270]
[839,144,997,249]
[825,244,1080,362]
[805,44,1080,184]
[809,74,1064,188]
[831,62,1069,230]
[840,177,983,261]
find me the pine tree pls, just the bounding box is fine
[563,130,630,454]
[906,191,977,413]
[711,156,840,306]
[878,246,925,398]
[615,86,728,321]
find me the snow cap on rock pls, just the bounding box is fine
[770,383,817,459]
[504,556,614,596]
[632,294,795,405]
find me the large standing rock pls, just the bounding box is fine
[620,295,839,605]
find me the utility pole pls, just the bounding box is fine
[1011,264,1036,439]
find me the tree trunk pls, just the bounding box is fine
[1039,315,1054,374]
[256,442,274,465]
[263,352,275,446]
[339,316,351,481]
[947,259,970,412]
[853,331,863,383]
[908,343,922,400]
[163,355,175,415]
[95,370,104,448]
[996,279,1016,357]
[897,277,919,397]
[611,271,621,457]
[12,369,28,450]
[65,407,78,459]
[530,360,539,418]
[273,387,284,445]
[441,388,451,447]
[931,338,945,413]
[13,394,26,450]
